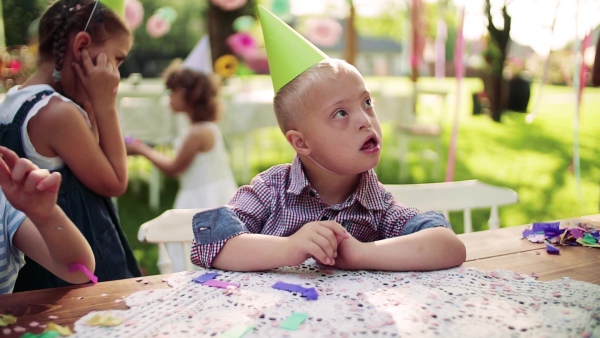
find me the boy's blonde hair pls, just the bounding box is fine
[273,58,353,133]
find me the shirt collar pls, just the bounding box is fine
[286,155,388,210]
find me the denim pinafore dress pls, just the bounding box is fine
[1,90,142,291]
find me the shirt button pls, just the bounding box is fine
[309,190,316,197]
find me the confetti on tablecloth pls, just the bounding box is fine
[72,261,600,337]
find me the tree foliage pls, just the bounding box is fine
[2,0,46,46]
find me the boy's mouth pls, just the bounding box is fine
[360,135,379,151]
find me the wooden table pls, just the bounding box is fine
[1,214,599,337]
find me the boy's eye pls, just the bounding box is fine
[364,97,374,108]
[333,109,348,118]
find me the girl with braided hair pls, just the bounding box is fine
[126,62,237,272]
[0,0,141,291]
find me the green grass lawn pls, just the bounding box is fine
[118,77,600,276]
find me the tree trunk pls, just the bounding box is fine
[207,1,255,66]
[343,1,357,66]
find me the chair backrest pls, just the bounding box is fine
[137,208,205,273]
[383,180,518,233]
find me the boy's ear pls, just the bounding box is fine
[72,32,92,61]
[285,130,311,156]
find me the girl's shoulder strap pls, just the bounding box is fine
[11,90,56,126]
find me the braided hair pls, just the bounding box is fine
[37,0,130,82]
[164,61,222,123]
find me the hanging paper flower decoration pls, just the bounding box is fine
[8,59,21,75]
[304,17,342,47]
[232,15,255,33]
[271,0,290,18]
[210,0,248,11]
[240,49,269,74]
[124,0,144,30]
[146,7,177,38]
[146,15,170,38]
[155,6,177,23]
[214,54,238,78]
[226,32,257,57]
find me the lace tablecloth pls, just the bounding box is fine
[73,262,600,337]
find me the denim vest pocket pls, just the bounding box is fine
[192,206,248,244]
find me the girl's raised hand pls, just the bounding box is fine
[71,48,120,111]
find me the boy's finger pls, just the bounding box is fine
[311,234,335,264]
[316,226,338,255]
[23,169,49,194]
[319,221,350,239]
[36,172,62,193]
[10,158,35,185]
[0,159,11,185]
[0,146,19,170]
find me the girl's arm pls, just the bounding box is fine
[127,124,215,177]
[13,207,95,284]
[27,50,128,196]
[27,100,128,196]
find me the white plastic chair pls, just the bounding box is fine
[384,180,518,233]
[395,87,449,181]
[137,208,205,274]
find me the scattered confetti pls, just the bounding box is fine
[45,322,73,336]
[13,325,26,332]
[85,313,123,327]
[48,315,59,320]
[193,272,220,284]
[546,243,560,255]
[30,321,40,327]
[203,279,239,289]
[135,277,143,282]
[279,313,308,331]
[272,281,319,300]
[68,263,98,284]
[219,324,254,338]
[0,314,17,326]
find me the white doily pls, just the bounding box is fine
[73,262,600,337]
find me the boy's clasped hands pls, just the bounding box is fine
[289,220,363,269]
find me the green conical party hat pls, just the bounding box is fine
[100,0,125,19]
[257,5,328,92]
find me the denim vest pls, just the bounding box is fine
[0,90,141,291]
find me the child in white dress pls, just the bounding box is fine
[126,64,237,272]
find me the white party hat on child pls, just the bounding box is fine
[257,5,328,92]
[183,35,213,73]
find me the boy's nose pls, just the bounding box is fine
[358,111,373,130]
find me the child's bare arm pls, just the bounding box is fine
[0,147,95,284]
[126,124,215,177]
[27,49,128,197]
[212,221,349,271]
[335,227,466,271]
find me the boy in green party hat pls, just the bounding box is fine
[190,5,465,271]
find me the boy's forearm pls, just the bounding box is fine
[211,234,294,271]
[29,206,95,283]
[358,227,466,271]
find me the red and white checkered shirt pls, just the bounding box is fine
[190,156,419,267]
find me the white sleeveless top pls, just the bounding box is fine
[172,122,237,209]
[0,84,91,170]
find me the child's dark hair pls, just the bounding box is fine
[164,61,221,123]
[37,0,130,75]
